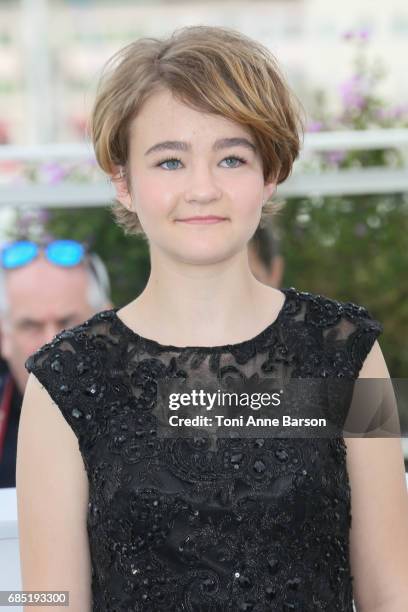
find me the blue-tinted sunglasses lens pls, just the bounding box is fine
[46,240,85,266]
[1,241,38,268]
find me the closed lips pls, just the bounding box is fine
[177,216,226,221]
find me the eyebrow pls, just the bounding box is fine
[145,137,257,156]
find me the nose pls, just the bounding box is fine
[42,323,63,346]
[184,162,222,204]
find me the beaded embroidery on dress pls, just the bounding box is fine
[25,287,383,611]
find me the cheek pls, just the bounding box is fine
[222,164,263,198]
[5,333,29,363]
[133,177,175,218]
[229,178,264,217]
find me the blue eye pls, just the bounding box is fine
[156,156,247,170]
[158,158,182,170]
[221,156,246,168]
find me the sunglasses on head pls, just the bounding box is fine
[0,239,87,269]
[1,239,111,299]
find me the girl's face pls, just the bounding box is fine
[114,88,277,265]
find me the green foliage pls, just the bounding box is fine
[276,29,408,376]
[277,193,408,376]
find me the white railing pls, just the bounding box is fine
[301,128,408,151]
[0,129,408,207]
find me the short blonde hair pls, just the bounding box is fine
[90,25,305,236]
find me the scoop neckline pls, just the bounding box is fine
[110,287,291,353]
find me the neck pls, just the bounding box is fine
[125,246,284,347]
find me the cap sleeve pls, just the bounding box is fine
[309,293,383,380]
[24,326,103,458]
[330,300,383,378]
[344,302,383,376]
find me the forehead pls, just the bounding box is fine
[5,258,89,312]
[130,88,253,144]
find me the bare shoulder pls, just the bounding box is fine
[17,373,92,609]
[344,341,408,609]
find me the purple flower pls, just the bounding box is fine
[39,162,67,185]
[342,28,372,42]
[307,120,324,133]
[342,30,354,41]
[374,104,408,122]
[358,28,372,42]
[338,75,366,110]
[326,150,346,166]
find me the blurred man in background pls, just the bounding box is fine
[248,224,284,288]
[0,239,112,488]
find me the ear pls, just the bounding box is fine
[111,166,132,210]
[263,180,277,203]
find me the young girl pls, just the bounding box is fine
[17,25,408,611]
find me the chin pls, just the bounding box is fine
[174,240,243,265]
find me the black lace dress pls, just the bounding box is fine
[24,287,382,612]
